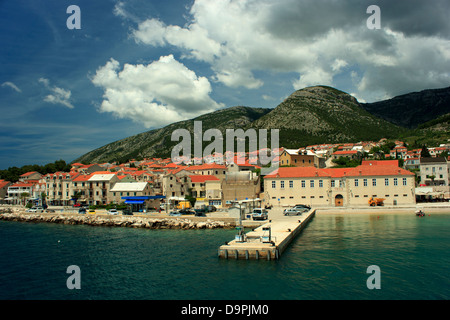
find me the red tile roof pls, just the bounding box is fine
[265,165,414,179]
[189,175,220,183]
[186,163,227,171]
[0,180,11,189]
[361,160,399,167]
[72,174,94,182]
[333,150,358,155]
[9,182,34,187]
[20,171,40,177]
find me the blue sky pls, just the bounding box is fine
[1,0,449,169]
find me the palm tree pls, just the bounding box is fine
[72,191,83,205]
[41,192,47,208]
[20,192,29,206]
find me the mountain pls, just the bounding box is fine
[248,86,404,148]
[74,85,447,164]
[74,106,272,164]
[361,86,450,129]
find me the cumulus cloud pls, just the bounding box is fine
[130,0,450,102]
[1,81,22,93]
[38,78,74,109]
[91,55,224,128]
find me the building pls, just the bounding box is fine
[185,163,227,177]
[279,148,325,168]
[44,172,79,206]
[88,173,119,205]
[404,158,420,171]
[110,181,159,210]
[6,182,35,205]
[0,180,12,204]
[419,157,449,186]
[189,175,222,208]
[264,164,415,208]
[331,150,362,161]
[71,172,119,205]
[19,171,43,182]
[222,171,261,207]
[390,146,408,159]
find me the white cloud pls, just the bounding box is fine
[1,81,22,93]
[91,55,224,128]
[38,78,74,109]
[130,0,450,102]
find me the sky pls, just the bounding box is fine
[1,0,449,169]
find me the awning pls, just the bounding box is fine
[125,200,145,204]
[121,196,151,200]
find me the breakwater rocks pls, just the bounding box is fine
[0,212,234,230]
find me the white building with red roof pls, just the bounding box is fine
[264,163,415,207]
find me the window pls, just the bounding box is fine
[310,180,314,188]
[289,181,294,188]
[363,179,368,187]
[385,178,389,186]
[394,178,398,186]
[272,181,276,189]
[331,180,335,188]
[354,179,359,187]
[301,180,305,188]
[281,181,285,189]
[372,179,377,186]
[319,180,323,188]
[403,178,407,186]
[339,180,344,187]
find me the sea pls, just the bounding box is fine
[0,212,449,301]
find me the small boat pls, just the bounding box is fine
[415,209,425,217]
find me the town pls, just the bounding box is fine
[0,138,449,216]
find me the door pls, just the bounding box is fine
[335,194,344,207]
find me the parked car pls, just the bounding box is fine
[252,208,268,220]
[73,203,81,207]
[194,208,207,217]
[78,208,86,214]
[107,209,119,215]
[284,208,302,216]
[26,206,44,213]
[294,204,311,210]
[206,205,217,212]
[122,209,133,216]
[169,211,181,216]
[88,209,96,214]
[179,208,195,215]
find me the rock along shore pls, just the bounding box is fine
[0,211,234,230]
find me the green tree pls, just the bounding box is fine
[420,145,431,158]
[20,192,29,206]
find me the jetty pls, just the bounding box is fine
[218,209,316,260]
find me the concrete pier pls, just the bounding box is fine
[218,209,316,260]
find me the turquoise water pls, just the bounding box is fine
[0,213,449,300]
